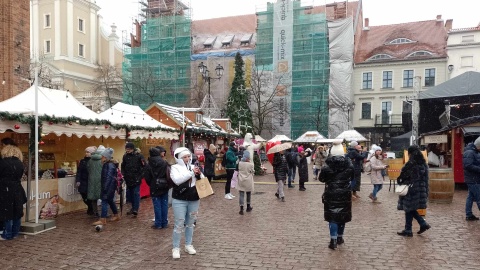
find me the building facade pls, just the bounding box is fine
[447,24,480,79]
[30,0,123,112]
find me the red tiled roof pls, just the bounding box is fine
[355,20,448,64]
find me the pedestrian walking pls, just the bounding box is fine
[170,147,203,259]
[76,146,96,215]
[313,145,327,180]
[87,145,105,217]
[396,145,431,237]
[273,151,288,202]
[224,141,238,200]
[297,148,312,191]
[368,146,387,203]
[203,144,217,182]
[286,146,298,188]
[92,148,120,226]
[121,142,145,217]
[0,144,27,241]
[463,136,480,221]
[145,146,171,229]
[237,150,254,215]
[346,141,368,198]
[319,141,354,250]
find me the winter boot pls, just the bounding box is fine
[328,239,337,250]
[92,218,106,226]
[281,197,285,202]
[239,206,244,215]
[246,205,253,212]
[110,214,121,222]
[337,237,344,245]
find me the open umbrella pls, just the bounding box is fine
[267,142,292,154]
[255,135,267,142]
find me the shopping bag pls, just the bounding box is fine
[195,177,214,199]
[231,170,239,189]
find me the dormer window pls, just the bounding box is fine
[196,113,203,124]
[406,51,433,58]
[222,35,235,47]
[240,34,253,46]
[366,54,394,61]
[203,37,216,49]
[226,122,231,131]
[388,38,415,44]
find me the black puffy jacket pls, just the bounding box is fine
[101,161,118,201]
[0,156,26,221]
[203,148,217,177]
[319,155,354,224]
[145,148,169,197]
[463,143,480,184]
[121,151,145,187]
[346,147,368,172]
[75,157,90,194]
[397,160,429,212]
[273,153,288,182]
[297,151,311,182]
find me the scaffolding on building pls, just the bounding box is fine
[256,1,330,139]
[122,0,192,109]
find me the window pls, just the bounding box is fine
[362,72,372,89]
[78,18,84,32]
[195,113,203,124]
[381,101,392,124]
[425,68,435,87]
[361,103,371,119]
[203,37,216,49]
[367,54,393,61]
[406,51,433,58]
[462,35,474,42]
[78,44,84,57]
[389,38,414,44]
[403,70,413,87]
[226,122,231,130]
[222,35,234,47]
[44,14,51,28]
[178,68,186,78]
[44,40,51,53]
[240,33,253,46]
[461,56,473,67]
[382,71,393,88]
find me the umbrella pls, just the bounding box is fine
[255,135,267,142]
[268,135,292,143]
[267,142,292,154]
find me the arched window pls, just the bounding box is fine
[406,51,434,57]
[366,54,394,61]
[389,38,415,44]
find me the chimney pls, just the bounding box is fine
[445,19,453,32]
[363,18,370,30]
[436,15,442,21]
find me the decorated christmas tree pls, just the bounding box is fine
[253,151,262,175]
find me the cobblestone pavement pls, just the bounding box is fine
[1,165,480,269]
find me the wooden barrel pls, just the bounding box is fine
[386,158,403,180]
[429,168,454,203]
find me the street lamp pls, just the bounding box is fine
[341,102,356,130]
[198,62,224,116]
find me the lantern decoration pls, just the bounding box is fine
[104,125,109,129]
[39,141,45,145]
[14,124,20,130]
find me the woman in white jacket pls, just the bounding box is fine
[237,150,255,215]
[170,147,204,259]
[369,146,387,202]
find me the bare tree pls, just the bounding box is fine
[24,54,60,88]
[190,77,207,107]
[92,63,123,109]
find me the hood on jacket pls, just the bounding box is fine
[174,147,192,166]
[325,155,350,170]
[149,147,160,157]
[466,142,478,153]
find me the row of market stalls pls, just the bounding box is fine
[0,86,239,225]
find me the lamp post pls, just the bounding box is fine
[341,102,356,130]
[198,62,224,116]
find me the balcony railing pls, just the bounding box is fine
[374,113,410,126]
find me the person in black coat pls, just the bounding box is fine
[397,145,431,237]
[203,144,217,182]
[319,141,354,250]
[145,146,171,229]
[76,146,96,215]
[463,137,480,221]
[272,151,288,202]
[0,145,27,240]
[296,148,312,191]
[121,142,145,217]
[346,141,368,198]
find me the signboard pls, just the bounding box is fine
[193,140,207,157]
[214,156,226,177]
[424,135,448,144]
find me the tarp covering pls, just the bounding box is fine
[335,130,368,142]
[294,131,326,143]
[328,18,355,138]
[191,49,255,61]
[390,131,412,151]
[99,102,178,140]
[419,71,480,99]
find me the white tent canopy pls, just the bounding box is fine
[294,131,326,143]
[335,130,368,142]
[268,134,292,142]
[99,102,178,140]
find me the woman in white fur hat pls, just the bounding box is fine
[170,147,204,259]
[319,140,354,250]
[368,146,387,202]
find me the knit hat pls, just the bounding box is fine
[350,141,358,147]
[125,142,135,150]
[96,145,106,154]
[297,146,304,153]
[242,150,250,161]
[174,147,191,159]
[209,144,216,153]
[474,137,480,148]
[85,146,97,154]
[330,140,345,156]
[101,148,114,160]
[373,146,382,152]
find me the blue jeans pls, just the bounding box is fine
[101,197,118,218]
[405,210,427,232]
[1,218,22,240]
[152,193,169,228]
[287,166,296,186]
[126,185,140,212]
[329,222,345,239]
[465,183,480,217]
[372,184,383,199]
[172,199,199,249]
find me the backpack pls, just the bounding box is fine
[221,153,227,167]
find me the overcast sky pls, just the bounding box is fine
[96,0,480,35]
